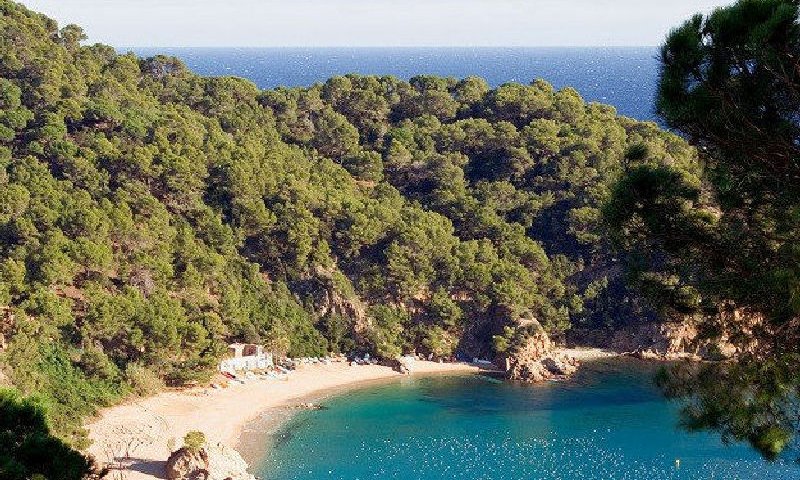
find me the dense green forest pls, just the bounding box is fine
[0,0,699,456]
[2,0,799,476]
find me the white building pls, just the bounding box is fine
[219,343,274,373]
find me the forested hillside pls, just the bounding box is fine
[0,0,699,452]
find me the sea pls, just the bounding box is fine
[129,47,660,122]
[256,363,800,480]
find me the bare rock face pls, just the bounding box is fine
[606,322,700,360]
[165,443,256,480]
[542,354,579,376]
[502,320,579,383]
[570,306,767,361]
[607,308,765,360]
[205,443,257,480]
[165,447,209,480]
[292,266,371,344]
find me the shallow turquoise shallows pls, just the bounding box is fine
[257,361,799,480]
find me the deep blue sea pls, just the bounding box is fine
[129,47,659,122]
[257,363,799,480]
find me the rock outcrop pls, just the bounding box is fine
[165,443,256,480]
[501,320,579,383]
[291,266,371,343]
[166,447,208,480]
[382,357,412,374]
[569,306,767,361]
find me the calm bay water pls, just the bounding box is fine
[257,362,798,480]
[128,47,659,122]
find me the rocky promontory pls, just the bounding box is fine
[499,319,580,383]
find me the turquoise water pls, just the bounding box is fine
[257,361,799,480]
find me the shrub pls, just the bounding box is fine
[125,363,164,397]
[183,431,206,452]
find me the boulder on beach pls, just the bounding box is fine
[165,442,257,480]
[542,354,579,376]
[165,447,209,480]
[381,357,412,374]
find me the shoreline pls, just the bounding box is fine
[85,348,616,480]
[235,368,486,468]
[239,347,623,470]
[85,360,485,480]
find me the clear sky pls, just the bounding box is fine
[21,0,735,47]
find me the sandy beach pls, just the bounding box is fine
[85,348,617,479]
[85,360,483,480]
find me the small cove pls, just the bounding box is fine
[255,359,799,480]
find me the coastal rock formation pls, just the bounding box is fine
[607,322,702,360]
[570,306,767,361]
[166,447,208,480]
[291,266,371,342]
[165,443,256,480]
[542,355,579,376]
[382,357,413,374]
[502,320,579,383]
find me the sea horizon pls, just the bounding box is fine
[126,46,660,121]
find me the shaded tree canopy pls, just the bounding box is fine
[0,388,95,480]
[606,0,800,459]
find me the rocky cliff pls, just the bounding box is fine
[569,305,767,360]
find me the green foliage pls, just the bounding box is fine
[320,313,355,354]
[366,305,409,359]
[618,0,800,323]
[183,430,206,452]
[0,388,93,480]
[421,325,457,359]
[491,326,515,354]
[657,357,799,461]
[124,363,164,397]
[428,289,462,329]
[341,149,384,182]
